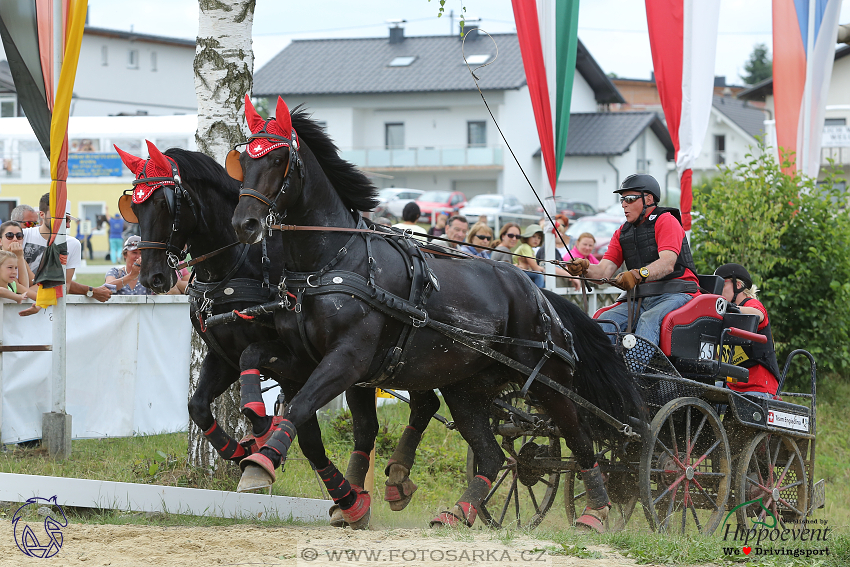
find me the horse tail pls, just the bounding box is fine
[541,290,647,432]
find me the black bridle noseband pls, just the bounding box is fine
[131,160,199,269]
[236,120,303,228]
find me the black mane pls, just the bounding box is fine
[164,148,240,206]
[290,106,379,213]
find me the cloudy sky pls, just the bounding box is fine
[14,0,850,85]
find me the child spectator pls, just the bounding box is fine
[0,250,28,303]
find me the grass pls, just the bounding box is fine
[1,382,848,565]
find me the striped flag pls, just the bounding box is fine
[511,0,580,194]
[772,0,842,177]
[645,0,720,231]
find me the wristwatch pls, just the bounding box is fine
[86,286,94,298]
[639,267,650,283]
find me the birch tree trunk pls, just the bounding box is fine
[188,0,255,472]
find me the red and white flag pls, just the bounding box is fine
[645,0,721,230]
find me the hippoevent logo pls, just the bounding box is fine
[11,496,68,558]
[720,498,831,558]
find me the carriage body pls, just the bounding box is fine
[476,275,824,534]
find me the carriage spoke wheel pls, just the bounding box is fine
[564,441,639,532]
[736,432,808,528]
[639,397,731,535]
[466,390,561,529]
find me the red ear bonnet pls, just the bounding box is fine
[115,144,145,175]
[244,94,296,158]
[123,140,179,204]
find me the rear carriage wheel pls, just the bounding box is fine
[639,398,731,535]
[564,440,639,532]
[736,432,808,527]
[466,389,561,529]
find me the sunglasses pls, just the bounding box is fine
[4,232,23,240]
[504,233,520,239]
[620,195,643,204]
[475,235,493,241]
[20,221,38,228]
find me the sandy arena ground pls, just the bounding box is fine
[0,522,666,567]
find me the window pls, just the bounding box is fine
[467,121,486,147]
[155,138,188,151]
[385,123,404,149]
[465,54,490,65]
[0,97,15,117]
[825,118,847,126]
[714,135,726,165]
[101,45,108,66]
[151,51,157,72]
[388,56,416,67]
[0,200,16,221]
[110,138,142,156]
[636,131,647,172]
[80,203,107,234]
[70,138,99,153]
[128,49,139,69]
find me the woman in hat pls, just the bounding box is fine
[104,235,150,295]
[715,263,781,398]
[513,224,546,288]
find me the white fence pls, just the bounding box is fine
[0,296,191,444]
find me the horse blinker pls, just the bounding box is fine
[226,149,244,181]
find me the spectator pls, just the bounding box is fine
[105,236,151,295]
[0,221,33,288]
[22,193,111,313]
[427,213,448,240]
[0,250,27,303]
[714,263,780,398]
[391,202,428,243]
[513,225,545,288]
[10,204,39,228]
[108,213,125,264]
[444,215,469,249]
[459,222,493,259]
[569,232,600,265]
[77,218,94,261]
[491,223,521,263]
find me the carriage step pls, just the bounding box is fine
[809,479,826,513]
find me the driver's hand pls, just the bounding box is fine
[565,258,589,276]
[613,269,640,291]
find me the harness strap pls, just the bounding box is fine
[189,301,241,371]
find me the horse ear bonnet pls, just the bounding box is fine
[243,94,296,159]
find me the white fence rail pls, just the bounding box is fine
[0,296,191,444]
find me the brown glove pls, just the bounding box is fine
[613,269,641,291]
[565,258,590,276]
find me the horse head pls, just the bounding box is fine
[230,95,303,244]
[115,140,199,293]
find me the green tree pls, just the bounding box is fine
[692,145,850,386]
[741,43,772,85]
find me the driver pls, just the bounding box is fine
[566,174,699,346]
[715,263,781,397]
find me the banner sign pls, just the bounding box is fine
[68,152,124,177]
[822,125,850,148]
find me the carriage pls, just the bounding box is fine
[469,274,825,535]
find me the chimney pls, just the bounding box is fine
[388,20,406,44]
[461,24,479,40]
[714,76,727,87]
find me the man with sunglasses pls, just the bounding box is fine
[22,193,112,303]
[566,174,698,347]
[11,204,40,228]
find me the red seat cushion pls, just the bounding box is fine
[660,295,726,357]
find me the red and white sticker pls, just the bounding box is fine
[767,409,809,432]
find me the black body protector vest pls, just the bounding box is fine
[728,297,782,382]
[618,207,697,280]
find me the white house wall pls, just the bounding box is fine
[693,108,759,180]
[73,35,196,116]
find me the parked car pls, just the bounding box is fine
[416,191,467,222]
[564,213,624,260]
[539,197,596,220]
[374,188,424,218]
[458,194,525,225]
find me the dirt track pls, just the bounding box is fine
[0,522,665,567]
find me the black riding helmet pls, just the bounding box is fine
[613,174,662,224]
[715,263,753,298]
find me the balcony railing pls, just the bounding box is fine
[340,145,503,169]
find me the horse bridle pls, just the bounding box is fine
[129,160,199,269]
[235,119,303,228]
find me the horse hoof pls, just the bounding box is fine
[575,505,609,534]
[341,489,371,530]
[384,479,417,512]
[430,503,476,528]
[328,504,348,528]
[237,456,276,493]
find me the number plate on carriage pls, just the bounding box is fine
[699,341,715,360]
[767,409,809,432]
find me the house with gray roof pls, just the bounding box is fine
[253,25,675,211]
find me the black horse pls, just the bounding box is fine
[229,96,645,530]
[115,141,440,527]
